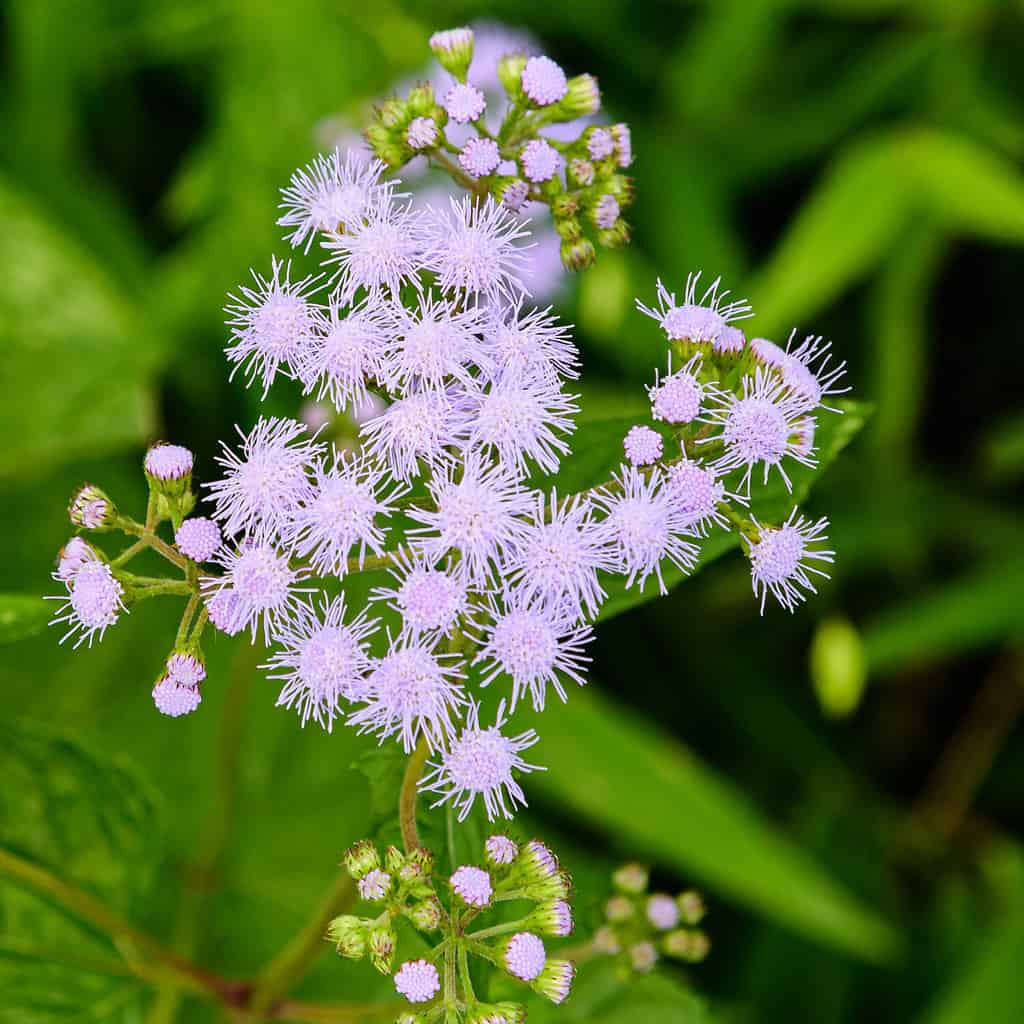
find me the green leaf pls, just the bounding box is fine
[0,722,162,1022]
[0,595,51,645]
[532,686,901,962]
[0,176,166,479]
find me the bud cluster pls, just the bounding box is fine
[366,26,632,271]
[592,863,710,976]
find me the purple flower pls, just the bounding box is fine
[48,560,125,648]
[144,443,193,482]
[444,83,486,124]
[349,635,467,753]
[611,123,632,167]
[521,56,568,106]
[406,116,438,151]
[503,931,546,980]
[459,137,501,178]
[450,865,493,907]
[782,332,849,413]
[206,417,321,542]
[53,537,97,584]
[664,460,738,536]
[167,652,205,686]
[485,835,519,866]
[357,868,392,901]
[534,959,575,1003]
[520,139,562,183]
[394,959,440,1004]
[225,258,322,398]
[714,324,746,355]
[646,894,680,930]
[152,678,201,718]
[204,586,245,636]
[749,510,834,613]
[623,425,663,467]
[175,517,222,563]
[420,701,540,821]
[636,273,752,344]
[594,466,699,594]
[265,594,377,730]
[371,550,471,638]
[483,301,578,382]
[750,336,788,369]
[648,354,707,425]
[594,194,620,230]
[587,128,614,160]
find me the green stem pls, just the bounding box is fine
[132,580,193,599]
[464,917,531,942]
[399,737,431,853]
[174,590,200,648]
[269,999,407,1023]
[111,538,149,567]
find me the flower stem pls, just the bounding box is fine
[399,736,431,853]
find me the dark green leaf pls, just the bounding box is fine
[0,595,51,645]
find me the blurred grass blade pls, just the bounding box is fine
[532,686,901,962]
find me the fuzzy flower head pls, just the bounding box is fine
[54,537,97,583]
[647,894,680,930]
[648,354,706,425]
[637,273,752,344]
[714,324,746,355]
[358,868,392,901]
[521,56,568,106]
[205,586,244,636]
[749,511,834,613]
[594,466,699,594]
[444,82,486,124]
[483,301,579,382]
[167,652,205,686]
[225,258,321,398]
[421,701,541,822]
[475,590,592,712]
[623,425,663,466]
[503,932,546,981]
[420,196,532,303]
[459,137,501,179]
[144,444,193,482]
[175,517,222,563]
[703,369,817,494]
[349,636,467,753]
[406,116,438,151]
[451,865,493,907]
[265,594,377,731]
[371,551,471,638]
[485,835,519,866]
[783,332,849,413]
[521,139,562,183]
[594,195,620,231]
[407,454,533,585]
[611,123,633,167]
[206,417,321,542]
[394,959,441,1004]
[49,561,125,648]
[587,128,615,160]
[278,149,392,252]
[152,678,201,718]
[665,460,736,536]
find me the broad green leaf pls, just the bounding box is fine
[0,177,167,478]
[0,595,51,645]
[0,722,162,1022]
[532,686,900,962]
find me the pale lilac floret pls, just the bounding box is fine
[379,293,488,392]
[486,835,519,866]
[647,894,680,930]
[522,839,559,878]
[504,932,546,981]
[623,425,663,466]
[444,83,486,124]
[349,635,467,753]
[783,331,849,413]
[648,354,706,425]
[207,417,321,542]
[429,26,473,60]
[468,374,578,477]
[70,490,109,530]
[297,301,390,412]
[175,517,222,563]
[152,679,201,718]
[406,454,533,585]
[594,467,699,594]
[750,336,788,369]
[714,324,746,355]
[459,137,501,178]
[278,149,392,252]
[205,586,244,636]
[167,653,205,686]
[421,701,540,821]
[547,900,574,937]
[703,369,817,494]
[265,594,377,731]
[394,959,440,1004]
[360,388,468,481]
[204,542,309,643]
[324,189,423,303]
[500,178,530,212]
[286,451,404,576]
[611,123,632,167]
[145,444,193,481]
[504,491,615,619]
[419,196,532,303]
[665,460,736,536]
[406,116,437,151]
[483,301,579,382]
[48,560,125,648]
[520,139,561,183]
[521,56,568,106]
[570,158,595,186]
[54,537,96,583]
[358,868,392,901]
[636,273,752,344]
[536,960,575,1003]
[594,195,620,230]
[475,591,592,712]
[371,550,470,638]
[587,128,614,160]
[451,865,493,907]
[749,510,834,613]
[791,416,816,457]
[225,258,321,398]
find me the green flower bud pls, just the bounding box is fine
[551,194,580,220]
[612,862,648,895]
[498,53,528,99]
[407,895,444,932]
[552,73,601,120]
[597,220,631,249]
[604,174,635,207]
[368,922,397,974]
[677,889,706,926]
[663,927,710,962]
[568,158,595,188]
[384,844,404,874]
[395,1013,425,1024]
[560,237,596,271]
[491,176,530,213]
[604,895,634,923]
[69,485,117,531]
[530,959,575,1005]
[343,839,379,880]
[554,216,583,242]
[593,925,621,955]
[379,96,407,129]
[406,82,435,118]
[327,915,367,959]
[629,940,659,973]
[468,1002,527,1024]
[429,27,474,83]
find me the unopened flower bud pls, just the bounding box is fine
[406,116,438,151]
[593,925,620,955]
[604,895,634,923]
[485,835,519,867]
[55,537,98,583]
[384,844,404,874]
[646,893,680,931]
[560,237,595,271]
[69,485,116,531]
[521,56,568,107]
[166,651,206,686]
[568,158,594,187]
[379,97,407,130]
[528,898,573,937]
[144,443,193,499]
[531,959,574,1005]
[612,862,648,895]
[408,896,443,932]
[368,922,397,974]
[611,123,633,168]
[429,27,474,82]
[399,846,434,886]
[514,839,559,882]
[327,915,367,959]
[598,221,631,250]
[629,940,659,973]
[343,839,380,880]
[497,53,528,99]
[663,928,710,962]
[677,889,706,925]
[553,73,600,119]
[492,177,529,213]
[395,1013,425,1024]
[554,216,583,243]
[406,83,436,118]
[551,194,579,220]
[468,1004,526,1024]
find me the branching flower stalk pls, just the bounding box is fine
[43,23,854,1023]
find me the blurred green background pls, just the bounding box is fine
[3,1,1024,1021]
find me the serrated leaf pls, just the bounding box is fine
[0,595,51,645]
[531,686,901,962]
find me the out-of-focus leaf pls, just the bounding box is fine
[0,723,161,1022]
[0,595,51,645]
[863,558,1024,675]
[0,177,167,478]
[532,686,901,961]
[981,411,1024,483]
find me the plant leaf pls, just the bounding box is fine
[0,595,51,645]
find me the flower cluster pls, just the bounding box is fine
[592,863,709,976]
[365,26,633,271]
[330,835,575,1020]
